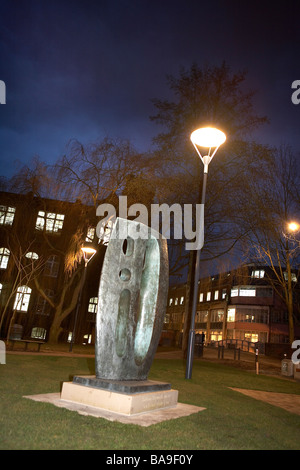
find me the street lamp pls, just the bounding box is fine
[288,222,300,233]
[185,127,226,379]
[69,245,97,352]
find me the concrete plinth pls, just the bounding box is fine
[61,379,178,416]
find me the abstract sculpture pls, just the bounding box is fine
[95,218,169,381]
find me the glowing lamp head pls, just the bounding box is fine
[190,127,226,173]
[190,127,226,148]
[81,246,97,264]
[288,222,300,232]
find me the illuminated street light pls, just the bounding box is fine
[69,245,97,352]
[288,222,300,233]
[185,127,226,379]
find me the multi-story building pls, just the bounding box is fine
[165,264,300,349]
[0,191,102,344]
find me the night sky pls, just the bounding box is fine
[0,0,299,178]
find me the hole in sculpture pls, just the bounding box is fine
[115,289,131,357]
[122,237,134,256]
[119,268,131,281]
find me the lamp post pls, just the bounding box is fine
[185,127,226,379]
[69,246,97,352]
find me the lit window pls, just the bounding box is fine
[86,227,95,243]
[284,272,297,282]
[97,219,113,245]
[222,289,227,299]
[239,287,256,297]
[251,270,265,279]
[231,288,239,297]
[169,298,173,306]
[245,332,258,343]
[214,290,219,300]
[44,255,60,277]
[0,205,16,226]
[206,292,211,301]
[180,296,184,305]
[31,327,46,340]
[88,297,98,313]
[35,211,65,233]
[199,293,204,302]
[25,251,39,260]
[83,334,92,344]
[0,248,10,269]
[14,285,32,312]
[227,308,235,322]
[174,297,178,305]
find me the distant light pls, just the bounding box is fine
[190,127,226,148]
[288,222,300,232]
[81,246,97,264]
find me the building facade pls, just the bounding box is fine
[165,264,300,347]
[0,191,102,344]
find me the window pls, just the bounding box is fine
[31,327,46,340]
[174,297,178,305]
[222,289,227,299]
[169,298,173,306]
[88,297,98,314]
[180,296,184,305]
[35,211,65,233]
[206,292,211,301]
[85,227,95,243]
[251,269,265,279]
[214,290,219,300]
[239,287,256,297]
[35,290,54,316]
[25,251,39,260]
[211,309,224,322]
[199,293,204,302]
[231,287,239,297]
[227,307,236,322]
[284,272,297,282]
[14,286,32,312]
[244,332,258,343]
[0,205,16,226]
[44,255,60,277]
[0,248,10,269]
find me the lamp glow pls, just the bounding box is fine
[190,127,226,148]
[81,246,97,265]
[288,222,300,232]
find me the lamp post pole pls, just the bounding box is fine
[185,169,207,379]
[69,246,96,352]
[185,127,226,379]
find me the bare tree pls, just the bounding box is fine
[239,144,300,343]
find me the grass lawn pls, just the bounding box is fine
[0,352,299,450]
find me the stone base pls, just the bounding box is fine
[72,375,171,394]
[61,380,178,416]
[24,392,205,426]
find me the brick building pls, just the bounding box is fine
[165,264,300,348]
[0,191,103,344]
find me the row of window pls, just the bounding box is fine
[0,204,111,244]
[0,205,66,233]
[0,248,60,277]
[0,283,99,316]
[169,285,275,307]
